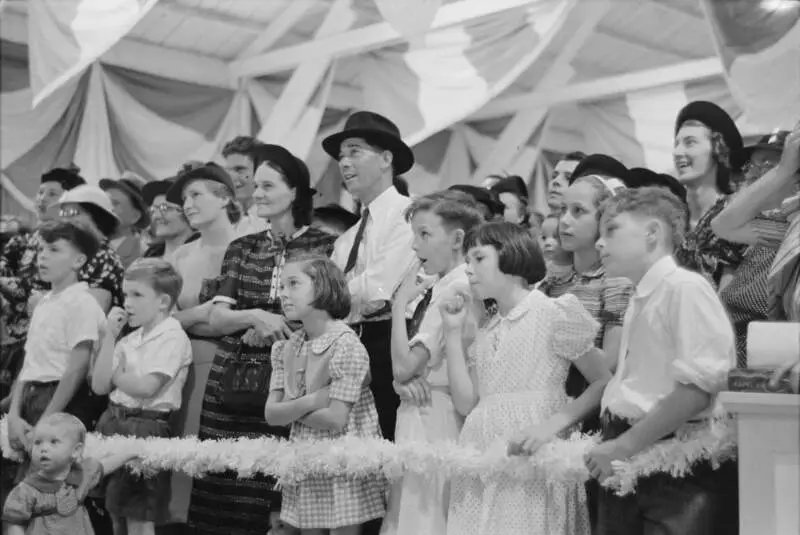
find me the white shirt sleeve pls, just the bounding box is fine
[669,280,736,394]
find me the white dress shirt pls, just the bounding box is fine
[601,256,736,421]
[331,187,416,323]
[109,317,193,412]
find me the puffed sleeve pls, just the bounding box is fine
[2,483,35,524]
[269,340,288,393]
[669,279,735,393]
[212,238,247,307]
[328,333,370,404]
[550,294,600,361]
[600,276,634,328]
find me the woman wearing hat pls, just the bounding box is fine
[490,175,530,227]
[185,145,335,535]
[672,100,748,289]
[99,172,150,269]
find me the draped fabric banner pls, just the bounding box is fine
[360,0,575,148]
[27,0,159,106]
[699,0,800,127]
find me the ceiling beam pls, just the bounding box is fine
[1,7,359,106]
[156,0,265,34]
[237,0,316,59]
[594,27,689,65]
[230,0,539,78]
[471,57,725,120]
[471,0,612,181]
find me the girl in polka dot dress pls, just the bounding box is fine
[265,256,385,534]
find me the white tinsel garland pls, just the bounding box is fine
[0,415,737,495]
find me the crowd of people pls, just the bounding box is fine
[0,101,798,535]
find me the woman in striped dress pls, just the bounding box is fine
[187,145,335,535]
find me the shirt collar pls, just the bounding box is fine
[366,186,404,214]
[434,263,467,293]
[24,462,84,493]
[309,320,352,355]
[132,316,183,345]
[635,255,678,298]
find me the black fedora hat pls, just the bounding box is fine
[569,154,629,185]
[99,174,151,229]
[166,162,236,205]
[737,130,789,164]
[490,175,529,200]
[41,165,86,191]
[322,111,415,175]
[675,100,744,169]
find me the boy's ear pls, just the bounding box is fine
[644,219,661,245]
[71,253,88,272]
[159,293,172,312]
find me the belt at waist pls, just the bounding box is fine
[107,401,173,423]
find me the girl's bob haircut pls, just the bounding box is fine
[286,254,351,320]
[463,221,547,285]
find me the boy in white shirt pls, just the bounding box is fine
[92,258,192,535]
[383,190,484,535]
[6,222,107,452]
[586,187,738,535]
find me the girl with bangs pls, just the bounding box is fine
[441,221,611,535]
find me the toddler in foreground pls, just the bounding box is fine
[2,413,139,535]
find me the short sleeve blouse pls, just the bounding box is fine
[676,197,748,288]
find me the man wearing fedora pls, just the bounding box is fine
[99,171,150,269]
[323,111,417,445]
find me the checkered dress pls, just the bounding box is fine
[269,322,386,529]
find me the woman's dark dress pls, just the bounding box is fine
[187,227,335,534]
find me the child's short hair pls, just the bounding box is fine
[463,221,547,285]
[124,258,183,309]
[404,190,484,232]
[36,412,87,444]
[601,187,688,248]
[288,255,351,320]
[39,221,100,261]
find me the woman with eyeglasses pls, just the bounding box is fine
[141,175,199,259]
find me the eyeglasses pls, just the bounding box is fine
[149,203,182,216]
[742,159,779,175]
[59,207,82,218]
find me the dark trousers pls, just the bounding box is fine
[355,319,399,442]
[595,412,739,535]
[355,320,397,535]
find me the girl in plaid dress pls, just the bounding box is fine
[266,256,385,534]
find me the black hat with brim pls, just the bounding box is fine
[490,175,529,200]
[628,167,688,204]
[322,111,415,175]
[166,162,236,206]
[675,100,744,170]
[569,154,630,185]
[737,130,789,165]
[448,184,505,217]
[99,177,151,229]
[142,178,178,207]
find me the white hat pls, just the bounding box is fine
[58,185,120,224]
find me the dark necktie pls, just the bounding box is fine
[407,288,434,339]
[344,208,369,274]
